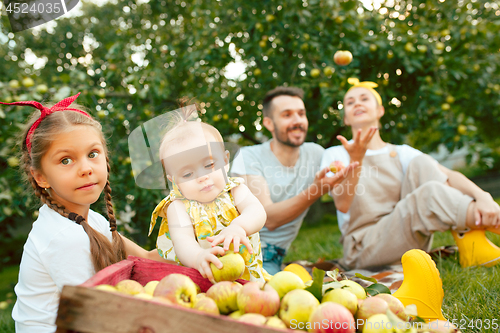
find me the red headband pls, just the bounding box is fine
[0,92,91,155]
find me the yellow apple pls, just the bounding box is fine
[22,77,35,88]
[144,280,160,296]
[115,279,145,295]
[310,69,321,78]
[210,251,246,282]
[268,271,305,299]
[339,280,366,300]
[279,289,319,329]
[362,313,392,333]
[322,288,358,316]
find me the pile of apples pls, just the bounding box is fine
[93,269,421,333]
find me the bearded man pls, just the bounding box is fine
[230,87,354,274]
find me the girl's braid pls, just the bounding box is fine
[104,155,127,261]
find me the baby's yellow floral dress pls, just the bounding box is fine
[149,177,269,282]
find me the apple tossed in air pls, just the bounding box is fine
[210,251,246,282]
[375,293,407,321]
[237,281,280,316]
[153,273,198,308]
[308,302,356,333]
[193,294,220,315]
[322,288,358,316]
[206,281,242,314]
[334,50,353,66]
[356,297,389,331]
[329,160,345,173]
[268,270,305,299]
[115,279,144,295]
[279,289,320,329]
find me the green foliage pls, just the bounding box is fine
[1,0,500,262]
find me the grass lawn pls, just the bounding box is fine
[1,214,499,333]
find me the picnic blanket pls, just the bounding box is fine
[288,259,404,293]
[286,246,457,293]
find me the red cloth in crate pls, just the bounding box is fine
[80,256,248,292]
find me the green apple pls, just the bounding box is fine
[7,157,19,168]
[210,251,245,282]
[253,68,262,76]
[310,69,321,78]
[268,271,305,299]
[457,125,467,135]
[9,80,20,89]
[279,289,319,329]
[322,288,358,316]
[153,273,198,308]
[35,84,48,94]
[339,280,367,300]
[228,310,244,319]
[206,281,242,314]
[323,66,334,76]
[115,279,144,295]
[369,44,377,52]
[22,77,35,88]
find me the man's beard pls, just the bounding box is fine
[273,122,307,148]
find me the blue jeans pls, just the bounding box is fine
[262,244,286,275]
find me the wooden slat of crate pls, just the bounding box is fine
[57,285,286,333]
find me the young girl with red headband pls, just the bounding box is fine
[1,94,171,333]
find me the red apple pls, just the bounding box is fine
[308,302,356,333]
[237,281,280,316]
[153,274,197,308]
[329,160,345,173]
[206,281,242,314]
[375,294,407,321]
[334,50,353,66]
[193,295,220,315]
[356,297,389,331]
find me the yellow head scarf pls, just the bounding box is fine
[346,78,382,106]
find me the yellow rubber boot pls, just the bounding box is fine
[452,230,500,268]
[393,249,446,322]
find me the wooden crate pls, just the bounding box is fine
[56,256,288,333]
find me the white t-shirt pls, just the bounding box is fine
[320,143,423,233]
[230,141,324,250]
[12,205,113,333]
